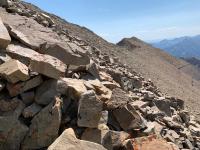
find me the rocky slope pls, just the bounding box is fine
[0,0,200,150]
[17,1,200,121]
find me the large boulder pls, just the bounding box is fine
[78,90,103,128]
[29,54,67,79]
[0,59,29,83]
[40,42,90,66]
[0,99,28,150]
[22,97,62,149]
[0,17,11,49]
[48,128,106,150]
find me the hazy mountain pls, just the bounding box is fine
[152,35,200,58]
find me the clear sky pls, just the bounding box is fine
[23,0,200,43]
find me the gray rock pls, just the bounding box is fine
[22,97,62,149]
[0,17,11,49]
[0,99,28,150]
[154,98,172,117]
[35,79,58,105]
[7,75,43,97]
[48,128,106,150]
[78,90,103,128]
[20,91,35,105]
[102,130,130,150]
[105,88,129,110]
[0,117,29,150]
[113,103,146,130]
[22,103,42,118]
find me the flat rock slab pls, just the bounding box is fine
[0,59,29,83]
[29,54,67,79]
[6,43,67,79]
[7,75,43,97]
[0,17,11,49]
[40,42,90,66]
[48,128,106,150]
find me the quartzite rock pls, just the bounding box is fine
[106,88,129,110]
[22,103,42,118]
[0,59,29,83]
[82,129,130,150]
[0,17,11,49]
[113,103,146,131]
[35,79,58,105]
[57,78,87,99]
[7,75,43,97]
[40,42,90,66]
[6,43,67,79]
[78,90,103,128]
[6,25,37,49]
[6,43,39,65]
[30,54,67,79]
[85,79,112,101]
[48,128,106,150]
[22,97,62,149]
[81,128,109,146]
[103,130,130,150]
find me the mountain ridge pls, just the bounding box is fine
[152,35,200,58]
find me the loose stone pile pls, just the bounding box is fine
[0,1,200,150]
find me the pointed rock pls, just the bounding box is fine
[0,17,11,49]
[113,103,146,130]
[48,128,106,150]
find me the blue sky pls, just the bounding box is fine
[24,0,200,43]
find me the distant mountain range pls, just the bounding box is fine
[152,35,200,58]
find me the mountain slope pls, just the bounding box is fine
[17,1,200,120]
[153,35,200,58]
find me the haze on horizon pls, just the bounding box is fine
[24,0,200,43]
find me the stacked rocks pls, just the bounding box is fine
[0,1,200,150]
